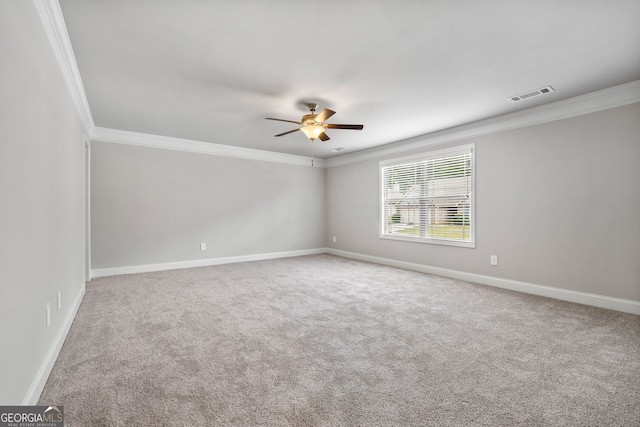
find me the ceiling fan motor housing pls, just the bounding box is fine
[302,113,320,126]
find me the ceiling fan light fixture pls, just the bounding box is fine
[300,125,325,140]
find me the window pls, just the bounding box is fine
[380,144,475,247]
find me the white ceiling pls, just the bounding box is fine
[59,0,640,159]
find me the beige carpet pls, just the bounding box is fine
[39,254,640,426]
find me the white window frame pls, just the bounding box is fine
[379,144,475,248]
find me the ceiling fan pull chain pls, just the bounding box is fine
[311,140,315,166]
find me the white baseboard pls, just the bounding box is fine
[22,282,86,405]
[91,247,639,315]
[91,248,327,278]
[327,249,640,315]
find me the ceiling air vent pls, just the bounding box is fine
[509,86,555,102]
[331,147,347,152]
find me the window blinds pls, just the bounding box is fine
[380,145,474,246]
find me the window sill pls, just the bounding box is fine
[380,233,475,248]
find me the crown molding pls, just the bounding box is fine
[326,80,640,168]
[91,127,324,167]
[34,0,94,133]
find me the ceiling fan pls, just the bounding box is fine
[266,103,363,142]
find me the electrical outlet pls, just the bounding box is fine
[490,255,498,266]
[200,243,206,251]
[46,302,51,327]
[333,236,337,243]
[57,292,61,311]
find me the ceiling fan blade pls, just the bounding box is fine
[314,108,336,123]
[325,124,364,130]
[274,128,301,137]
[318,132,330,141]
[266,117,302,124]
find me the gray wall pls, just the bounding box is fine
[91,142,326,269]
[0,2,87,404]
[326,103,640,302]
